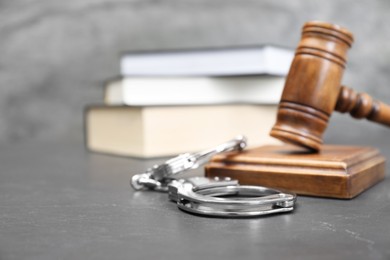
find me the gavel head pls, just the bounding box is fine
[270,21,354,151]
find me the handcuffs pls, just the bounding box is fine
[131,136,297,217]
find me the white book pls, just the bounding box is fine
[120,45,294,76]
[104,76,285,106]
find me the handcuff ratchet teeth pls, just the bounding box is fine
[130,136,297,217]
[131,135,247,192]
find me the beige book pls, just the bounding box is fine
[85,105,280,158]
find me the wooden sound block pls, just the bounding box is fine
[205,145,386,199]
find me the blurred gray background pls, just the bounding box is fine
[1,0,390,147]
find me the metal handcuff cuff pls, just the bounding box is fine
[131,136,297,217]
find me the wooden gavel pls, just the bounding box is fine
[270,21,390,151]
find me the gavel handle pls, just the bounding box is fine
[335,86,390,127]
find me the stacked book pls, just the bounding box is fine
[84,45,294,158]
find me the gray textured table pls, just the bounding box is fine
[1,135,389,260]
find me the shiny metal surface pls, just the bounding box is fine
[130,136,296,217]
[168,177,296,217]
[131,135,247,191]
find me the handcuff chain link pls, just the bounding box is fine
[131,136,247,192]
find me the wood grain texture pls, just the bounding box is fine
[336,86,390,126]
[270,21,353,151]
[1,2,390,146]
[205,145,386,199]
[270,21,390,152]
